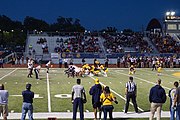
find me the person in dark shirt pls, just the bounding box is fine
[117,57,120,68]
[21,83,34,120]
[0,57,3,68]
[82,58,86,65]
[149,79,166,120]
[89,78,103,120]
[104,57,109,68]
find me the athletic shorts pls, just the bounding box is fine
[93,102,102,109]
[0,104,8,116]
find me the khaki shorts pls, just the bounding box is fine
[0,104,8,116]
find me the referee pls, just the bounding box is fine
[124,76,138,113]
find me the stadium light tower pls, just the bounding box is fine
[165,11,176,20]
[170,11,175,16]
[166,12,170,16]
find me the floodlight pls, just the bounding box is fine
[166,12,170,16]
[170,11,175,16]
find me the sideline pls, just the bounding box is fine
[0,68,18,80]
[46,72,51,112]
[0,111,170,119]
[89,76,144,112]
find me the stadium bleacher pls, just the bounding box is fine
[149,34,180,53]
[102,33,153,54]
[24,32,180,64]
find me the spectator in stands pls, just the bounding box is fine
[69,58,73,65]
[21,83,34,120]
[32,49,36,55]
[26,57,29,64]
[42,43,46,51]
[149,79,166,120]
[21,56,24,64]
[17,56,21,65]
[117,57,120,68]
[0,57,3,68]
[59,58,63,68]
[104,57,109,68]
[64,58,68,68]
[0,84,9,120]
[169,81,179,120]
[82,58,86,65]
[29,45,32,50]
[12,56,16,66]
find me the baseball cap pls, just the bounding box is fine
[26,83,31,90]
[95,78,99,84]
[0,84,4,90]
[129,76,133,81]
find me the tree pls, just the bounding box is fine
[24,16,49,31]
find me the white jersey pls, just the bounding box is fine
[28,62,33,69]
[72,65,81,73]
[46,61,51,67]
[36,65,41,70]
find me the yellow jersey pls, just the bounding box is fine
[100,92,114,105]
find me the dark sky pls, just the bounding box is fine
[0,0,180,31]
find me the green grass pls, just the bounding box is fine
[0,68,179,115]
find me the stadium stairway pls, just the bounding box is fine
[170,33,180,43]
[3,111,170,119]
[143,37,159,54]
[98,37,107,56]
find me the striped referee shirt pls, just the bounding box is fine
[125,81,136,93]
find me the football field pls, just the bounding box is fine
[0,67,180,119]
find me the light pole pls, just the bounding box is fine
[165,11,176,20]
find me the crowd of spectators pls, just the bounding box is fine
[103,33,153,53]
[54,35,101,53]
[118,56,180,68]
[149,34,180,53]
[36,38,49,53]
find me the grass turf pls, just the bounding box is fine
[0,68,179,116]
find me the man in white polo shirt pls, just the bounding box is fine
[71,79,87,120]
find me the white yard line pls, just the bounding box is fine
[88,76,144,112]
[46,73,51,112]
[0,68,18,80]
[115,71,171,90]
